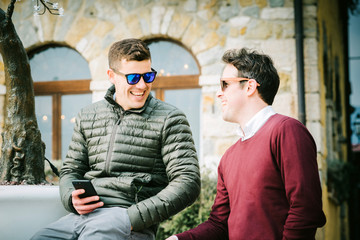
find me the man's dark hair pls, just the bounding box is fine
[108,38,151,70]
[222,48,280,105]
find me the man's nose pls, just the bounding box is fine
[216,88,223,98]
[136,77,147,88]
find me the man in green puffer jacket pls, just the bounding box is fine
[31,38,201,240]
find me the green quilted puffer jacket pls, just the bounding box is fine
[59,85,201,232]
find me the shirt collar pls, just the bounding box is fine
[237,106,276,141]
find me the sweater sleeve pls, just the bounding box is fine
[127,109,201,231]
[275,119,326,239]
[176,160,229,240]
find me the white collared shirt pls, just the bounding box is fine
[237,106,276,141]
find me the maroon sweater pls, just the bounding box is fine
[177,114,326,240]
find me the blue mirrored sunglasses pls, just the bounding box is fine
[112,68,157,85]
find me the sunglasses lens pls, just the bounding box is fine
[143,72,156,83]
[125,70,156,85]
[126,74,140,85]
[220,81,226,91]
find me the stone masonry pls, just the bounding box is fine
[0,0,322,176]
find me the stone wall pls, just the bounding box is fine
[0,0,319,172]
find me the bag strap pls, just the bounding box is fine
[45,157,60,177]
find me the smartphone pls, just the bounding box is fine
[72,180,100,204]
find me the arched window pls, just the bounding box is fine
[29,45,92,160]
[146,40,201,151]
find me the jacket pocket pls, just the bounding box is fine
[92,173,152,201]
[117,172,152,202]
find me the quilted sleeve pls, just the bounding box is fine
[127,108,201,231]
[59,111,90,213]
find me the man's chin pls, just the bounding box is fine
[221,114,234,123]
[130,102,146,109]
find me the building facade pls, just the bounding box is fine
[0,0,356,239]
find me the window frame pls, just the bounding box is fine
[33,80,91,160]
[152,75,200,100]
[145,38,201,100]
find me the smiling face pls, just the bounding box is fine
[108,59,153,110]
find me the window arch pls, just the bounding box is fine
[29,45,92,160]
[146,39,201,151]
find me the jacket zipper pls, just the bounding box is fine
[105,112,123,175]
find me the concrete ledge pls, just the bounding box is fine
[0,185,68,240]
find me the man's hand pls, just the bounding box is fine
[72,189,104,215]
[165,236,178,240]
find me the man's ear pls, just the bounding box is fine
[107,69,116,85]
[247,79,259,96]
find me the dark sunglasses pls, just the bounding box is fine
[220,77,250,91]
[112,68,157,85]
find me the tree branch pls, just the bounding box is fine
[5,0,17,22]
[36,0,63,16]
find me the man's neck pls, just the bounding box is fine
[238,101,268,129]
[237,105,276,141]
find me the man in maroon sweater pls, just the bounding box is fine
[166,48,326,240]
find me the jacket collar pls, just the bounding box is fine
[104,85,152,114]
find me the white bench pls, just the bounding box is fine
[0,185,68,240]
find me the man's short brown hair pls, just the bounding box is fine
[222,48,280,105]
[108,38,151,70]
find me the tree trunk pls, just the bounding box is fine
[0,1,46,184]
